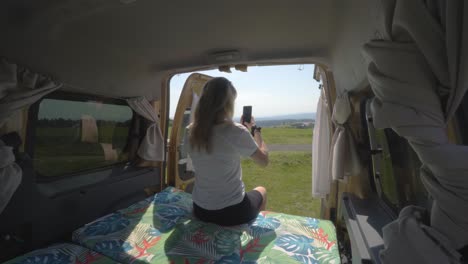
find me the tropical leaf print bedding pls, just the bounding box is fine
[4,243,120,264]
[72,187,340,264]
[240,212,340,264]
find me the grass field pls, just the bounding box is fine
[168,126,313,145]
[261,127,313,145]
[242,151,320,217]
[34,126,129,177]
[239,126,320,218]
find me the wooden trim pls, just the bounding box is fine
[447,117,462,144]
[20,108,28,152]
[160,77,169,140]
[167,73,213,189]
[160,75,169,189]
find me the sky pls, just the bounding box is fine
[39,99,133,122]
[169,65,321,119]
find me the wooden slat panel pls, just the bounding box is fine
[167,73,213,190]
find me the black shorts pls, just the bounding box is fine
[193,190,263,226]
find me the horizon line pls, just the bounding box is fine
[169,112,316,119]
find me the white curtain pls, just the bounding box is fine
[0,58,62,214]
[190,92,200,124]
[312,90,332,197]
[127,97,164,161]
[185,92,200,171]
[329,92,362,183]
[363,0,468,262]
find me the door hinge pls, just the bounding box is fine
[166,144,178,153]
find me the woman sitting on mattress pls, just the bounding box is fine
[187,77,269,226]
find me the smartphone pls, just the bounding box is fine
[243,106,252,123]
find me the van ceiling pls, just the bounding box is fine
[0,0,376,99]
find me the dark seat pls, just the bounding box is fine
[0,132,34,262]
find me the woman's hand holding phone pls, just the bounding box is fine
[241,115,255,130]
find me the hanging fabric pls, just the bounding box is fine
[312,90,332,197]
[0,58,62,215]
[0,59,62,126]
[127,97,164,161]
[190,92,200,124]
[362,0,468,262]
[0,140,22,214]
[329,92,362,183]
[185,92,201,172]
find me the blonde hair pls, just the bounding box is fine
[190,77,237,152]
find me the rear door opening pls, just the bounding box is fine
[167,64,321,218]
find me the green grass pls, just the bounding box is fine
[261,127,312,144]
[34,126,129,177]
[242,151,320,217]
[167,125,312,144]
[35,126,128,145]
[34,156,116,176]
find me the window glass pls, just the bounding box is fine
[34,98,133,177]
[383,129,428,209]
[375,129,399,208]
[456,93,468,145]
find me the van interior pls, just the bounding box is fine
[1,1,468,263]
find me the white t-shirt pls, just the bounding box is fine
[187,122,258,210]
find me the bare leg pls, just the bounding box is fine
[254,186,267,211]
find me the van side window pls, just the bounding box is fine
[456,93,468,145]
[365,99,429,212]
[375,129,429,211]
[383,129,428,210]
[32,96,133,178]
[373,129,399,209]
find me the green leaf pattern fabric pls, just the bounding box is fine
[71,187,340,264]
[3,243,121,264]
[241,212,339,264]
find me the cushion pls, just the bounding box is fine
[72,187,340,263]
[3,243,120,264]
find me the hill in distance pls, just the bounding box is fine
[234,112,316,127]
[255,112,316,121]
[234,112,315,121]
[168,113,316,128]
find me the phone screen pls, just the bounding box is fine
[243,106,252,123]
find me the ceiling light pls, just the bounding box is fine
[209,50,241,63]
[120,0,137,4]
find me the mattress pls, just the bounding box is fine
[3,243,120,264]
[72,187,340,263]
